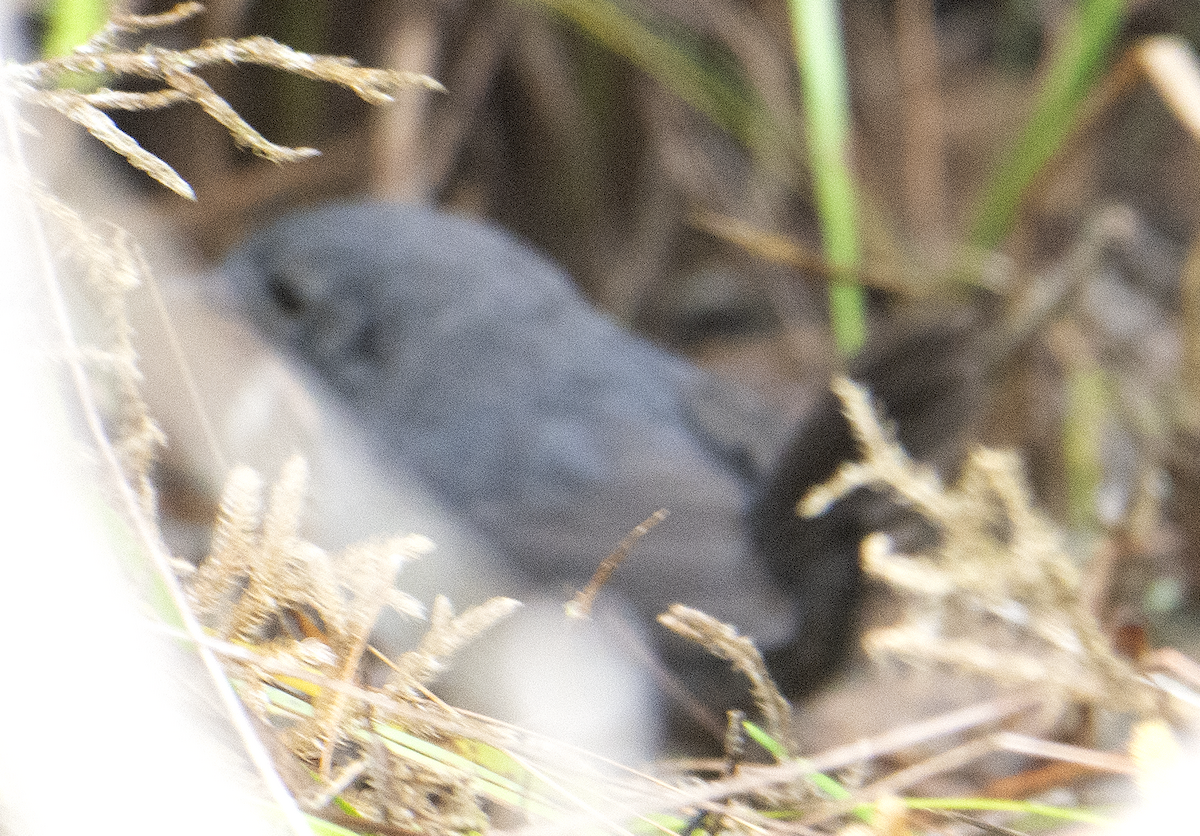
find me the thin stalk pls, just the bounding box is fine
[788,0,866,357]
[970,0,1127,249]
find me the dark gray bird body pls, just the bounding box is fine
[222,200,977,727]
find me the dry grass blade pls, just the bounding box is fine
[158,60,318,162]
[185,457,542,827]
[806,378,1157,716]
[992,731,1136,775]
[27,90,196,196]
[1137,36,1200,143]
[386,595,522,697]
[188,36,446,103]
[692,209,913,294]
[100,1,207,38]
[29,191,168,513]
[190,465,262,613]
[5,2,444,198]
[310,535,433,778]
[567,508,668,619]
[658,604,791,747]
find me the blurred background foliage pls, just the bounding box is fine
[26,0,1200,639]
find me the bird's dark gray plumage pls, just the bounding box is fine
[221,200,977,727]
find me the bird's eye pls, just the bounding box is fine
[265,271,306,317]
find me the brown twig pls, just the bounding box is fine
[566,508,668,619]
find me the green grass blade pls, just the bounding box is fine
[969,0,1128,249]
[740,719,791,763]
[305,813,369,836]
[527,0,779,157]
[741,720,874,822]
[788,0,866,357]
[42,0,108,57]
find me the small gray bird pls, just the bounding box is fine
[221,201,977,739]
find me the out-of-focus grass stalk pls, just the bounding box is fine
[42,0,110,91]
[969,0,1127,249]
[788,0,866,357]
[276,0,328,149]
[42,0,108,56]
[528,0,777,158]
